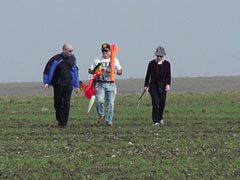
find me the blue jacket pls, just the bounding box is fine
[43,53,80,88]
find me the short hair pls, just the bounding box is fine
[62,44,67,50]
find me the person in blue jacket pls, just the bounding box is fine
[43,43,80,128]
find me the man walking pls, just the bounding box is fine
[43,43,80,128]
[88,43,122,126]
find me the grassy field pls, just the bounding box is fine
[0,92,239,179]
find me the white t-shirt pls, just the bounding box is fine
[89,56,122,81]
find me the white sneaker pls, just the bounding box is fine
[154,122,160,126]
[160,119,164,126]
[107,122,113,126]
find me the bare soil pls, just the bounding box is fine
[1,76,240,96]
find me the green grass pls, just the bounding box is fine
[0,92,239,179]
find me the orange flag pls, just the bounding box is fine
[110,44,119,82]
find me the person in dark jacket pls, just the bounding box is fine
[144,46,171,126]
[43,43,80,128]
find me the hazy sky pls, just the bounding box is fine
[0,0,240,82]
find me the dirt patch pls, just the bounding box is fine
[1,76,240,96]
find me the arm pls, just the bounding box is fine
[43,57,55,88]
[73,66,80,88]
[72,57,80,93]
[88,60,100,75]
[165,62,171,91]
[144,62,151,90]
[114,58,122,75]
[88,69,94,74]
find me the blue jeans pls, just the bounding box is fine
[96,82,116,124]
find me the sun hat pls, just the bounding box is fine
[154,46,166,57]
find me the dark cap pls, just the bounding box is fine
[101,43,110,51]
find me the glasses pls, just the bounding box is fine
[156,55,163,58]
[65,49,73,53]
[102,49,109,52]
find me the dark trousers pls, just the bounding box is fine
[53,85,73,126]
[149,89,167,124]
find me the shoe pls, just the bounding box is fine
[160,119,164,126]
[58,124,67,128]
[107,122,113,126]
[154,122,160,126]
[98,116,105,124]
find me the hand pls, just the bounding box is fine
[116,69,122,75]
[75,88,80,94]
[165,85,170,91]
[44,84,49,89]
[101,68,106,73]
[144,87,148,91]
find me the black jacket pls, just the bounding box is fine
[144,59,171,90]
[43,53,79,87]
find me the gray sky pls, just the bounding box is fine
[0,0,240,82]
